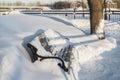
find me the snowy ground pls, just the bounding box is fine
[0,11,120,80]
[71,19,120,80]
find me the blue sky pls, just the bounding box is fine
[0,0,87,4]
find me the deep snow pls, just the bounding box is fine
[71,19,120,80]
[0,11,120,80]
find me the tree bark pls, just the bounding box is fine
[88,0,105,39]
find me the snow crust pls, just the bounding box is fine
[0,12,119,80]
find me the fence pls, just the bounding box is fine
[22,10,89,19]
[105,10,120,22]
[22,9,120,22]
[1,9,120,22]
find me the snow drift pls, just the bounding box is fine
[0,11,118,80]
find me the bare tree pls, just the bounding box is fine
[112,0,120,8]
[52,1,70,9]
[88,0,105,39]
[14,1,25,6]
[36,1,41,6]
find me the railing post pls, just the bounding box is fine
[108,2,111,21]
[73,8,76,19]
[104,0,107,20]
[82,0,85,18]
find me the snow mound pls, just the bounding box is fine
[40,29,69,55]
[76,7,83,10]
[29,29,116,80]
[43,7,51,10]
[105,21,120,42]
[74,36,116,64]
[76,7,88,10]
[0,14,118,80]
[1,47,22,80]
[27,30,80,80]
[9,10,21,15]
[44,29,65,41]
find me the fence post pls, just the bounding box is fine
[73,8,76,19]
[104,0,107,20]
[108,7,110,20]
[81,0,85,17]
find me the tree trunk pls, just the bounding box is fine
[88,0,105,39]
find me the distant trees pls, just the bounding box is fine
[88,0,105,39]
[0,1,41,6]
[0,1,87,9]
[0,2,12,6]
[36,1,41,6]
[52,1,87,9]
[52,1,71,9]
[13,1,25,6]
[76,1,87,8]
[112,0,120,8]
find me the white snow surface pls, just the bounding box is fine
[9,10,21,15]
[0,11,119,80]
[42,7,51,10]
[71,19,120,80]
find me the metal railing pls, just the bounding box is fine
[1,9,120,22]
[105,10,120,22]
[22,9,120,21]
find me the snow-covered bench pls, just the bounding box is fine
[25,29,75,73]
